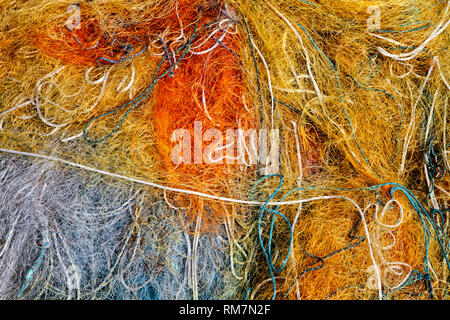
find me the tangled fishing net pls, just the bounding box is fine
[0,0,448,300]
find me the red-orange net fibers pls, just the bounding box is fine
[152,10,255,231]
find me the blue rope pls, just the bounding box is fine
[249,174,293,300]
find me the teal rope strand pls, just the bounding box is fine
[83,5,205,144]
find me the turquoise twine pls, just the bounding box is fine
[74,33,100,50]
[17,247,47,298]
[345,73,405,163]
[294,19,342,102]
[284,182,450,291]
[345,74,397,102]
[345,73,404,153]
[17,247,48,298]
[96,37,147,65]
[357,54,377,77]
[293,19,379,173]
[421,97,448,213]
[83,5,205,144]
[242,15,287,178]
[424,129,447,207]
[245,178,447,299]
[249,174,293,300]
[373,24,431,34]
[160,38,174,76]
[398,21,432,27]
[284,218,366,296]
[275,99,302,115]
[298,0,317,7]
[17,221,50,299]
[383,270,431,299]
[248,180,449,297]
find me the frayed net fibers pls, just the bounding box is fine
[0,0,449,300]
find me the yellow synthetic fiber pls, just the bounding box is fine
[0,0,448,300]
[232,0,449,299]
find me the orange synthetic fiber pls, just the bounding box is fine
[31,1,215,66]
[34,17,109,66]
[150,5,255,231]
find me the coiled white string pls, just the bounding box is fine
[0,147,383,299]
